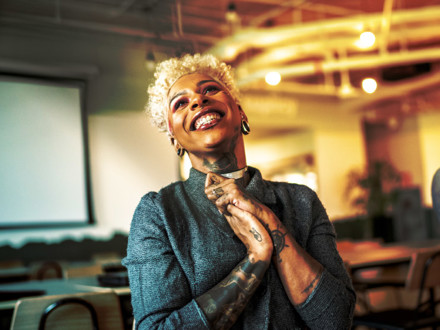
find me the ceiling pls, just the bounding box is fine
[2,0,440,120]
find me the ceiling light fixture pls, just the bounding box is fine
[265,71,281,86]
[362,78,378,94]
[355,31,376,49]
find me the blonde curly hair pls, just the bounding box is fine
[146,53,240,133]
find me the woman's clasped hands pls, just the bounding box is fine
[204,172,273,260]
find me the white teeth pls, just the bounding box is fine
[194,113,221,130]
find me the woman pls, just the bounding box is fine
[123,53,355,329]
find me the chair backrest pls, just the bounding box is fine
[405,248,440,296]
[10,290,124,330]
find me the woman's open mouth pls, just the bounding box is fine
[191,111,223,131]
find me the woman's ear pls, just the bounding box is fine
[238,105,248,122]
[170,136,179,152]
[171,137,186,157]
[238,105,251,135]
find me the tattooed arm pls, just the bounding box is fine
[198,174,273,329]
[196,253,269,329]
[228,203,323,305]
[206,172,323,306]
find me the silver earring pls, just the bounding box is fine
[241,120,250,135]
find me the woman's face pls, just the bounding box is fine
[167,73,242,156]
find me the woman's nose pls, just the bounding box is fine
[191,96,208,110]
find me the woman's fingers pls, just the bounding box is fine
[205,172,227,188]
[204,173,234,204]
[204,172,268,220]
[225,205,273,256]
[204,171,259,216]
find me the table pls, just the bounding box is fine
[0,276,131,329]
[0,267,30,284]
[338,239,440,272]
[0,276,129,309]
[338,239,440,312]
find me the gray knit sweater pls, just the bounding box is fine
[123,167,355,329]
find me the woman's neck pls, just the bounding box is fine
[189,151,247,175]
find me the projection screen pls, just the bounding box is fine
[0,74,92,228]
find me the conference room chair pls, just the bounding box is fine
[10,290,124,330]
[353,248,440,329]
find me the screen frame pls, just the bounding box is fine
[0,72,94,229]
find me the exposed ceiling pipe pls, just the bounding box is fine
[248,0,307,27]
[109,0,138,17]
[380,0,394,54]
[0,13,219,45]
[235,23,440,76]
[209,5,440,61]
[236,47,440,86]
[176,0,184,36]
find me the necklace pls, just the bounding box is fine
[221,167,248,179]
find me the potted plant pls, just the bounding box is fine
[345,161,402,242]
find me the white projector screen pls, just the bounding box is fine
[0,74,92,228]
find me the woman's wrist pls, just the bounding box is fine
[249,243,273,263]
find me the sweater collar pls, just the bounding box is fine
[184,166,276,205]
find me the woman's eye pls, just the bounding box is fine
[174,99,187,111]
[204,86,219,94]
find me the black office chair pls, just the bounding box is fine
[353,249,440,329]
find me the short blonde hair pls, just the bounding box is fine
[146,53,240,133]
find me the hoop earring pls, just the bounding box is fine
[241,120,251,135]
[177,148,185,157]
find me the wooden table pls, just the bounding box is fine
[338,239,440,272]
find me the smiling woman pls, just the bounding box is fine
[166,72,247,173]
[122,53,356,330]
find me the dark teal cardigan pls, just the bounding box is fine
[123,167,355,329]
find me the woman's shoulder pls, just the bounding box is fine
[265,179,318,201]
[139,180,185,202]
[133,181,185,218]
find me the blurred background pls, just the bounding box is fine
[1,0,440,327]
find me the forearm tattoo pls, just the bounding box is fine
[302,269,323,294]
[196,255,268,329]
[264,223,288,263]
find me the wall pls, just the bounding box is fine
[0,23,179,246]
[418,112,440,206]
[364,112,440,207]
[242,92,366,219]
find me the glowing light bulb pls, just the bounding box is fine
[265,71,281,86]
[355,31,376,49]
[362,78,378,94]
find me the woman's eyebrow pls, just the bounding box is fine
[197,79,219,86]
[169,90,188,107]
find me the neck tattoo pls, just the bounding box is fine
[220,167,248,179]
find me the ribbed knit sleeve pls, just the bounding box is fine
[122,193,209,330]
[294,189,356,329]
